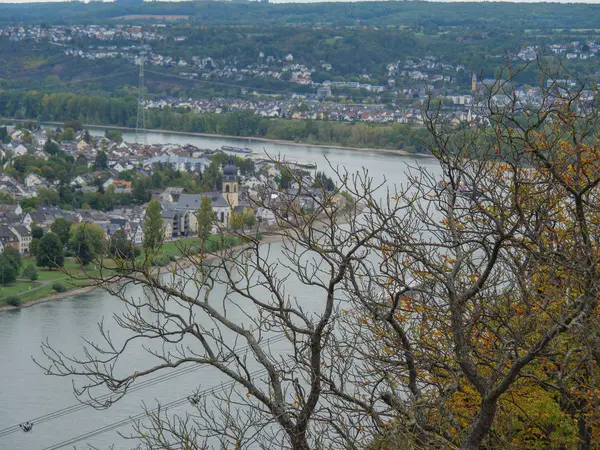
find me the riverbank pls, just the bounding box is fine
[2,118,432,158]
[0,230,286,312]
[0,201,362,312]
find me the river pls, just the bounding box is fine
[0,130,441,450]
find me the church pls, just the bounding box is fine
[161,158,251,238]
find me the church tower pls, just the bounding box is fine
[222,158,239,208]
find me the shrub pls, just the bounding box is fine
[205,240,220,252]
[340,190,355,207]
[23,263,38,281]
[150,255,170,267]
[257,232,263,241]
[168,255,177,262]
[52,282,67,293]
[223,237,237,249]
[5,295,22,307]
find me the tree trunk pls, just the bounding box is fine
[290,431,310,450]
[461,400,497,450]
[578,413,591,450]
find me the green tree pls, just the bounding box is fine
[196,196,214,240]
[68,223,105,266]
[64,120,83,132]
[60,127,75,141]
[143,200,164,254]
[50,218,71,246]
[109,229,135,260]
[243,209,256,229]
[0,192,15,205]
[36,232,64,269]
[312,171,336,191]
[105,129,123,144]
[3,246,21,273]
[229,211,244,231]
[94,151,108,170]
[20,198,37,211]
[132,178,151,203]
[118,170,133,181]
[277,167,293,189]
[31,226,44,240]
[36,188,60,206]
[43,139,61,156]
[22,263,38,281]
[0,254,18,285]
[29,237,40,257]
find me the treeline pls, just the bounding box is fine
[0,91,430,153]
[1,1,600,31]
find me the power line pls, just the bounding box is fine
[145,68,296,96]
[2,68,137,93]
[1,65,293,98]
[0,334,288,439]
[41,368,270,450]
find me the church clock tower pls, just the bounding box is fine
[222,158,239,208]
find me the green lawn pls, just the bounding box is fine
[0,280,39,298]
[159,237,204,257]
[1,236,243,307]
[152,236,239,258]
[0,258,112,307]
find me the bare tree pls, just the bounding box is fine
[38,60,600,449]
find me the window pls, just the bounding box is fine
[225,184,230,193]
[220,212,224,222]
[234,185,237,193]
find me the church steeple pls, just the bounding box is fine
[222,157,239,208]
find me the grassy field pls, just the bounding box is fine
[159,237,204,257]
[0,258,102,307]
[0,280,38,297]
[154,235,239,257]
[0,235,243,307]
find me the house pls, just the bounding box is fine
[24,172,44,188]
[12,144,28,157]
[129,224,144,245]
[77,140,90,151]
[164,187,184,202]
[9,225,31,255]
[11,130,23,141]
[111,162,126,172]
[162,219,173,242]
[0,225,18,251]
[112,180,132,189]
[103,177,115,190]
[71,173,95,187]
[161,208,191,239]
[0,204,22,216]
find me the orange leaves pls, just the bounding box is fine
[401,296,412,311]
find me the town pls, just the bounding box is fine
[0,122,336,262]
[2,23,600,126]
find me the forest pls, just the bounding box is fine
[0,90,430,152]
[1,1,600,30]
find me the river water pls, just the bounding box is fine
[0,130,440,450]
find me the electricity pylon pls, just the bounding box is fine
[135,59,147,146]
